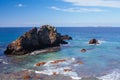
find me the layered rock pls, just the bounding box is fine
[4,25,72,55]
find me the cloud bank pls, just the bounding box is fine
[51,6,105,12]
[63,0,120,8]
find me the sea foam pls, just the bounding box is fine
[35,67,81,80]
[98,40,107,44]
[35,58,81,80]
[98,69,120,80]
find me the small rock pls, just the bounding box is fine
[64,69,72,72]
[77,61,83,64]
[89,38,99,44]
[53,72,57,75]
[61,35,72,40]
[50,59,66,64]
[81,49,87,53]
[35,62,46,66]
[23,74,31,80]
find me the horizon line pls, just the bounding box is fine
[0,26,120,28]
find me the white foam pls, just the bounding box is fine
[71,57,76,61]
[35,66,81,80]
[43,60,68,67]
[0,59,3,61]
[71,76,81,80]
[62,70,81,80]
[0,58,8,64]
[44,58,75,67]
[44,61,53,66]
[35,67,70,75]
[2,61,8,64]
[73,64,79,67]
[98,69,120,80]
[99,40,107,44]
[34,58,81,79]
[35,70,54,75]
[62,42,71,46]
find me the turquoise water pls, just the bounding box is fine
[0,27,120,80]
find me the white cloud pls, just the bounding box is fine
[16,3,25,7]
[50,6,105,12]
[51,6,61,10]
[63,0,120,8]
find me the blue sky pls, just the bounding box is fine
[0,0,120,27]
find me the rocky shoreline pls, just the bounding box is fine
[0,71,100,80]
[0,70,73,80]
[4,25,72,55]
[0,58,100,80]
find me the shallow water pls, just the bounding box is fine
[0,27,120,80]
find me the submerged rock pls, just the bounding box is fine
[50,59,66,64]
[23,74,31,80]
[35,62,46,66]
[81,49,87,53]
[4,25,72,55]
[89,38,99,44]
[64,69,72,72]
[52,72,57,75]
[76,61,83,64]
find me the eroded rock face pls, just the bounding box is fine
[4,25,72,55]
[89,38,99,44]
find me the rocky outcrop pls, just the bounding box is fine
[89,38,99,44]
[4,25,72,55]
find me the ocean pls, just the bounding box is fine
[0,27,120,80]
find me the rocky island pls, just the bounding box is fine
[4,25,72,55]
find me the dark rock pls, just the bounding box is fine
[64,69,72,72]
[89,38,99,44]
[60,35,72,44]
[4,25,72,55]
[81,49,87,53]
[61,35,72,40]
[61,41,68,44]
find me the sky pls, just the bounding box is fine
[0,0,120,27]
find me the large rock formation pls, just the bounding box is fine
[4,25,72,55]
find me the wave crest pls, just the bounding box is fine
[98,69,120,80]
